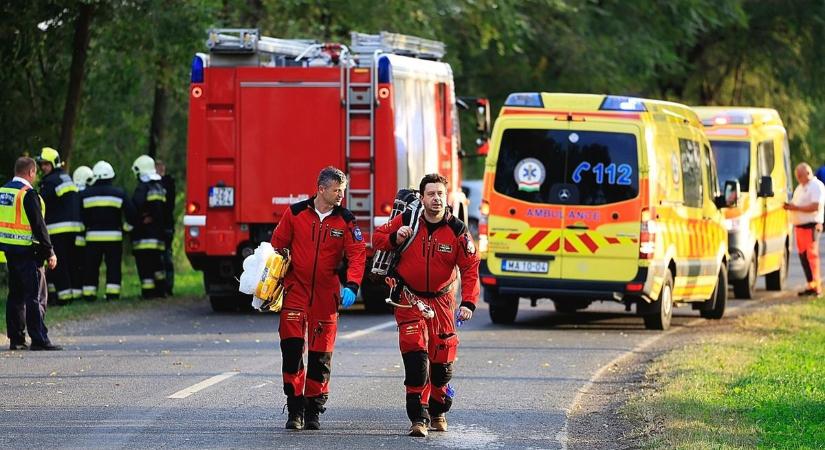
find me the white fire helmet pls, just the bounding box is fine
[93,160,116,181]
[73,165,94,188]
[132,155,160,181]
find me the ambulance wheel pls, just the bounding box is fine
[732,256,756,299]
[643,272,672,330]
[701,267,727,320]
[362,282,390,314]
[487,291,518,324]
[765,245,789,291]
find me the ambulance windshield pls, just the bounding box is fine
[494,129,639,206]
[709,140,750,192]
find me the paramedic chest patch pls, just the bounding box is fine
[437,243,452,253]
[330,228,344,238]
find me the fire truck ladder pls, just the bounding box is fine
[344,50,380,241]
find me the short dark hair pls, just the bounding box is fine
[14,157,36,176]
[317,166,347,189]
[419,173,448,194]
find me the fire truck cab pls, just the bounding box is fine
[184,29,486,312]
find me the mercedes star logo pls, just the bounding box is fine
[559,188,571,201]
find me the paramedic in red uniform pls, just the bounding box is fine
[270,166,366,431]
[373,173,480,437]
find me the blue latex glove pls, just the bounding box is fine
[340,287,356,308]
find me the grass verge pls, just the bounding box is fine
[0,256,205,336]
[624,296,825,449]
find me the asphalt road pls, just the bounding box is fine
[0,248,816,449]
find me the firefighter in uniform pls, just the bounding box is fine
[270,166,366,431]
[36,147,82,305]
[155,159,176,295]
[81,161,134,301]
[2,157,62,351]
[72,165,94,296]
[785,162,825,296]
[131,155,167,299]
[373,173,480,437]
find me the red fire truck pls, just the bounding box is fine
[184,29,489,312]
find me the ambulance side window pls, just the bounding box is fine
[679,138,703,208]
[703,144,720,199]
[757,140,774,178]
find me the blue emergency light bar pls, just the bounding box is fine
[600,96,647,112]
[191,55,204,83]
[504,92,543,108]
[701,112,753,127]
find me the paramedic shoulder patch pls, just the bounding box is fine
[437,243,452,253]
[352,226,363,242]
[462,234,476,256]
[330,228,344,238]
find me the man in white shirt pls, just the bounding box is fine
[784,163,825,296]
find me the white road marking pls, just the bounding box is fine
[339,320,396,340]
[168,371,240,399]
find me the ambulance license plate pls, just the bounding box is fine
[501,259,548,273]
[208,187,234,208]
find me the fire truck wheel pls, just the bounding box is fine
[700,267,727,320]
[765,244,789,291]
[210,295,240,312]
[643,271,673,330]
[361,281,391,314]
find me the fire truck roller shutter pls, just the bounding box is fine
[383,54,453,193]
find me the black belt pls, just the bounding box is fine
[401,279,455,299]
[795,223,820,229]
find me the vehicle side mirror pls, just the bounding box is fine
[757,176,774,198]
[717,179,740,208]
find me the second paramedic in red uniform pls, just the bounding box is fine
[374,173,480,437]
[270,167,366,431]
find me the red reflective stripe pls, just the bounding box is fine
[578,233,599,253]
[526,230,549,250]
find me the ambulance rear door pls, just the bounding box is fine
[558,123,643,281]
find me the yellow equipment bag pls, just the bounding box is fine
[256,249,291,312]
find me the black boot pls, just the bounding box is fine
[304,396,327,430]
[285,395,304,430]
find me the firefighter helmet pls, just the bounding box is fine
[73,165,94,187]
[36,147,61,167]
[93,160,115,181]
[132,155,158,178]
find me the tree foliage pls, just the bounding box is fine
[1,0,824,184]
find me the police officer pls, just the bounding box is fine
[2,157,62,351]
[36,147,82,305]
[80,161,134,301]
[270,166,366,430]
[374,173,480,437]
[131,155,167,298]
[155,159,176,295]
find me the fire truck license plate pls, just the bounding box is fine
[208,187,234,208]
[501,259,548,273]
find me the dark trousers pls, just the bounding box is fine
[70,238,84,300]
[83,242,123,300]
[162,233,174,295]
[46,233,76,305]
[6,252,50,346]
[134,248,166,298]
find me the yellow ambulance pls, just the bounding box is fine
[693,107,793,298]
[478,93,737,330]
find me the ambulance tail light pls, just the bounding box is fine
[480,200,490,217]
[481,275,497,286]
[478,222,488,254]
[639,208,657,260]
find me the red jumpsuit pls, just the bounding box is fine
[373,210,480,423]
[270,198,366,413]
